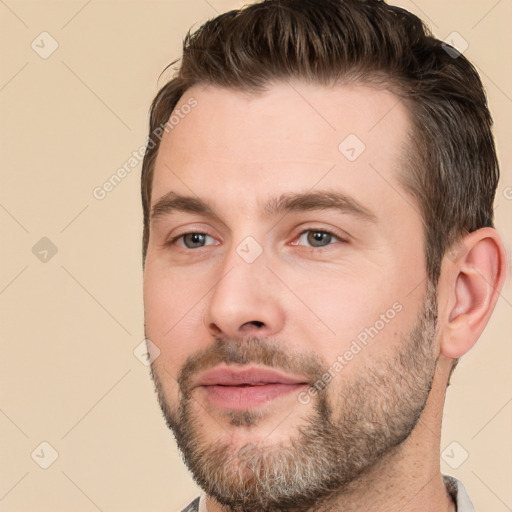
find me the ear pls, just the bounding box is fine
[439,227,508,359]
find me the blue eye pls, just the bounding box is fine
[296,230,341,248]
[169,229,344,250]
[175,232,217,249]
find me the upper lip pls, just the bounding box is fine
[193,365,309,388]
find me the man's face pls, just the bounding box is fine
[143,81,439,510]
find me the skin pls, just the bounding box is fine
[143,81,507,511]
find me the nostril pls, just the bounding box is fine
[248,321,264,328]
[208,323,222,336]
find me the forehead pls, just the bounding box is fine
[151,80,415,218]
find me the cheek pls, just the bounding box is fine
[143,261,210,373]
[280,265,414,368]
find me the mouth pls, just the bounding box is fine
[192,366,310,410]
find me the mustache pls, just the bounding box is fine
[177,337,326,396]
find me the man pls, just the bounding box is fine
[141,0,507,510]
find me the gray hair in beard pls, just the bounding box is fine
[150,281,438,512]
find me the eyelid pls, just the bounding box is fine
[166,229,219,248]
[291,226,350,246]
[163,225,350,249]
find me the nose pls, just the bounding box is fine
[204,242,285,340]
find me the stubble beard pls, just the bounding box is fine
[149,283,438,512]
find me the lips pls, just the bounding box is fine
[194,366,309,387]
[193,366,310,410]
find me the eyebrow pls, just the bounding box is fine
[150,190,377,224]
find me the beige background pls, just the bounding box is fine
[0,1,511,511]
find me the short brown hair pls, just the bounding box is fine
[141,0,499,285]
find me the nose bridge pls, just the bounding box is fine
[211,233,268,309]
[204,233,284,338]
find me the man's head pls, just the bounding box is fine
[141,1,506,510]
[141,0,498,283]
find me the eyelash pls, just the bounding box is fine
[293,228,347,247]
[167,228,347,249]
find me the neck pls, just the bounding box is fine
[204,361,456,512]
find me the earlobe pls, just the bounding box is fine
[441,228,508,359]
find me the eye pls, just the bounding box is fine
[294,229,344,248]
[172,232,218,249]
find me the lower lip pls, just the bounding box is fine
[199,383,307,410]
